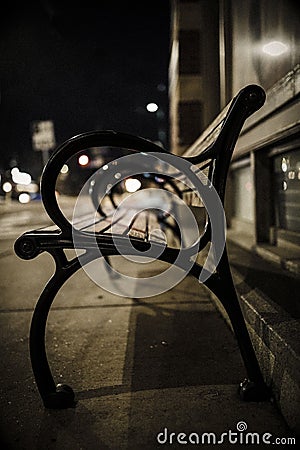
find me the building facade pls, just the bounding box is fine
[169,0,300,272]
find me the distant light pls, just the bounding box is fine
[78,154,89,166]
[125,178,141,193]
[281,157,288,172]
[16,183,38,193]
[60,164,69,174]
[146,102,159,113]
[157,83,166,92]
[262,41,288,56]
[11,167,19,176]
[11,168,32,185]
[18,193,31,204]
[3,182,12,193]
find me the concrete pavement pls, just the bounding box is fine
[0,201,296,448]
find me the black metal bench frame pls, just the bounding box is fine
[14,84,270,409]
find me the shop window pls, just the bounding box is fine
[273,148,300,233]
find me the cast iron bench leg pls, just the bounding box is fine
[29,249,83,409]
[203,250,270,401]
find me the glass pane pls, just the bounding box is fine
[273,149,300,232]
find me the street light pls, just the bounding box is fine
[2,181,12,193]
[125,178,141,193]
[78,154,89,166]
[11,167,32,185]
[146,102,159,113]
[145,102,166,148]
[262,41,288,56]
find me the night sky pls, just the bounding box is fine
[0,1,170,179]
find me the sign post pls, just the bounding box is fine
[31,120,56,167]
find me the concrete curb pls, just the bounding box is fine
[208,267,300,434]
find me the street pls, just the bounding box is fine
[0,199,292,449]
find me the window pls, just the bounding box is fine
[273,148,300,233]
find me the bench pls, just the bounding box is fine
[14,84,269,409]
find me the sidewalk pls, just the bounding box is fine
[226,239,300,434]
[0,242,296,449]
